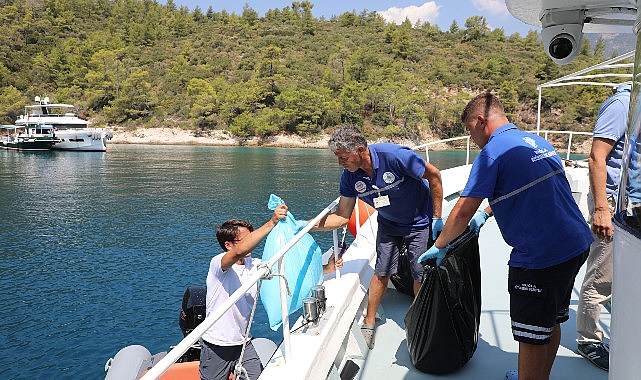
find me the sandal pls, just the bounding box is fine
[361,323,376,349]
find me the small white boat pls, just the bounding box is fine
[0,124,59,152]
[15,96,112,152]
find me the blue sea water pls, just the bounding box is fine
[0,145,471,379]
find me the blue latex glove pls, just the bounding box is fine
[418,244,447,266]
[431,217,444,240]
[469,210,490,236]
[294,220,308,234]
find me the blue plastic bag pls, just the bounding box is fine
[260,194,323,330]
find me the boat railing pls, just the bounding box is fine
[413,130,589,166]
[413,135,472,165]
[531,130,592,161]
[140,197,343,380]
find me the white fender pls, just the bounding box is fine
[104,345,152,380]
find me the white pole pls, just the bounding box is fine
[278,257,291,360]
[332,229,341,278]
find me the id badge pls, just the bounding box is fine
[373,195,390,208]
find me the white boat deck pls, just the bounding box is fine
[354,217,609,380]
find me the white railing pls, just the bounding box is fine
[412,130,589,166]
[141,197,342,380]
[413,136,472,165]
[530,130,592,160]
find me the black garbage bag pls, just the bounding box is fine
[404,228,481,374]
[390,243,415,297]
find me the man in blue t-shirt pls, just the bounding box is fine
[313,125,443,349]
[419,93,593,380]
[576,82,630,371]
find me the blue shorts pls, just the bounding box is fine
[375,221,431,281]
[508,249,589,345]
[199,339,262,380]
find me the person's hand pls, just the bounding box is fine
[469,210,490,236]
[418,244,447,266]
[294,220,308,234]
[335,254,343,269]
[272,204,288,223]
[591,208,614,241]
[323,253,343,274]
[431,217,443,240]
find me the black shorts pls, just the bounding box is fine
[199,339,262,380]
[508,250,588,345]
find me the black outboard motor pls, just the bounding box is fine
[177,285,207,362]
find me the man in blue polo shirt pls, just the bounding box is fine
[313,125,443,349]
[576,82,631,371]
[419,93,593,380]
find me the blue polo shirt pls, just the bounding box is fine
[461,124,593,269]
[339,143,433,231]
[594,83,631,196]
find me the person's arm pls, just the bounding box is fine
[423,162,443,218]
[588,137,616,240]
[434,196,483,248]
[313,196,356,231]
[220,204,288,270]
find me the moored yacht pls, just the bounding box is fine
[0,124,59,152]
[15,96,112,152]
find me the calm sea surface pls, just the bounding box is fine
[0,144,472,379]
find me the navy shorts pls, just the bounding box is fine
[199,339,262,380]
[508,249,589,345]
[375,221,431,281]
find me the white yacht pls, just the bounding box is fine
[15,96,112,152]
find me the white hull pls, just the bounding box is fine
[52,128,109,152]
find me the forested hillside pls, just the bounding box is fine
[0,0,632,142]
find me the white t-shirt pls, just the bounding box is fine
[201,253,260,346]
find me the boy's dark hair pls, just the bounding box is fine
[216,219,254,251]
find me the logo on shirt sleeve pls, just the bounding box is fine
[355,181,367,193]
[523,137,537,148]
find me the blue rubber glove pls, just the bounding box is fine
[417,244,448,266]
[431,217,444,240]
[469,210,490,236]
[294,220,308,234]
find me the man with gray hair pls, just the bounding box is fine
[312,125,443,349]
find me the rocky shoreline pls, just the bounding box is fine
[108,127,432,149]
[108,127,590,154]
[109,127,331,149]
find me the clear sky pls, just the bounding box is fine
[170,0,539,36]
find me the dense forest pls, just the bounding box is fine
[0,0,633,143]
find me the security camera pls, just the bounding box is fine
[541,24,583,65]
[540,10,584,65]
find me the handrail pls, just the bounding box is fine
[413,136,472,165]
[530,130,592,160]
[141,197,341,380]
[412,130,588,168]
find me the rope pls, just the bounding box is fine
[257,262,292,296]
[233,279,263,380]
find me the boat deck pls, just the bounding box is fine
[355,217,609,380]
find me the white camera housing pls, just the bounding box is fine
[541,23,583,65]
[539,10,585,65]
